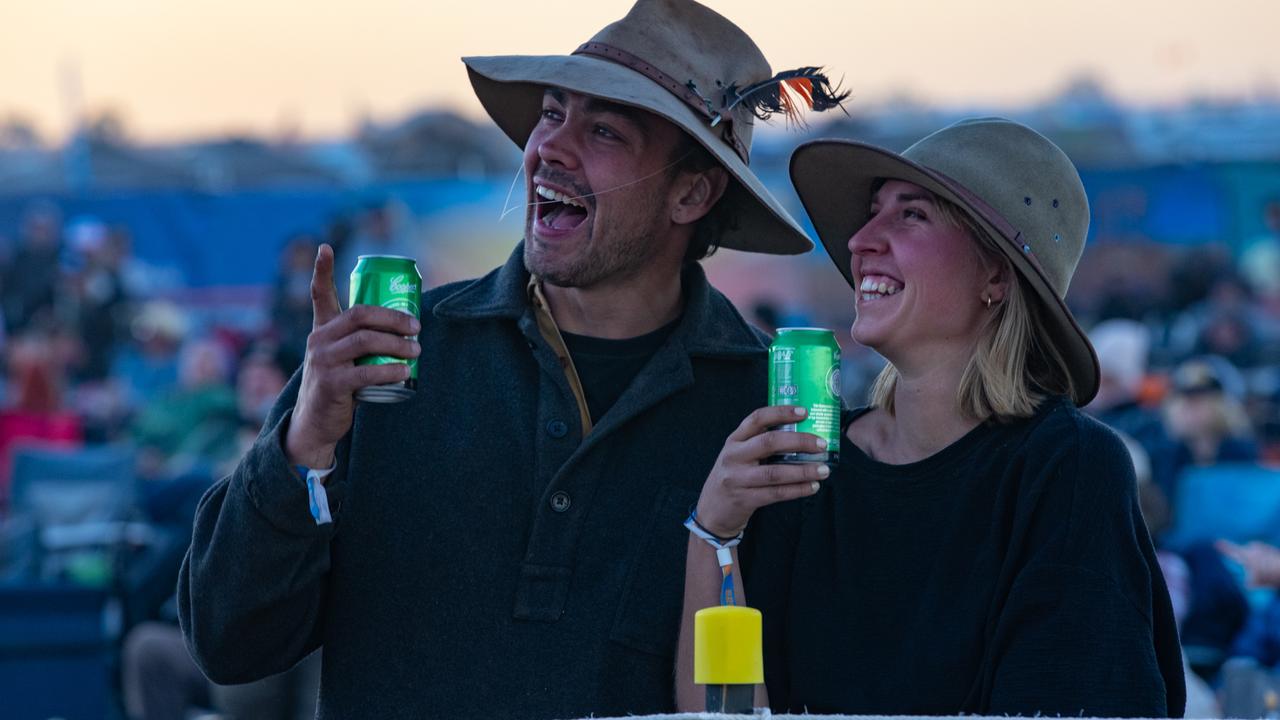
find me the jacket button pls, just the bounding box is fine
[549,491,571,513]
[546,420,568,438]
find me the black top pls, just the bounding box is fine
[740,397,1187,718]
[562,318,679,423]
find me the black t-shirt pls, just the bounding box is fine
[739,396,1187,718]
[561,318,679,423]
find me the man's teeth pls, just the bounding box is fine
[536,185,585,208]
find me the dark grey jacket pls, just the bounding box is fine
[179,245,770,719]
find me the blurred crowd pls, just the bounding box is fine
[0,192,1278,718]
[0,198,416,720]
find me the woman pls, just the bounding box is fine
[676,118,1186,717]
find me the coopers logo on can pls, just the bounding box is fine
[389,275,416,295]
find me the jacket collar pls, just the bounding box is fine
[433,242,766,358]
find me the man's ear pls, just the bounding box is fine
[671,166,729,226]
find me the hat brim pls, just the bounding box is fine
[789,139,1100,406]
[463,54,813,255]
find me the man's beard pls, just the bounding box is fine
[524,220,658,289]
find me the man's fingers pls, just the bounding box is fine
[329,363,412,394]
[321,330,421,367]
[311,244,343,330]
[308,304,421,348]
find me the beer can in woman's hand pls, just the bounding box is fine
[349,254,421,403]
[768,327,841,464]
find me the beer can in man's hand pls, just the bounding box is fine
[349,254,421,403]
[768,327,841,464]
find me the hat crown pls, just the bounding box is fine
[903,118,1090,299]
[590,0,772,150]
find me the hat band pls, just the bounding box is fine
[572,42,750,163]
[924,166,1052,283]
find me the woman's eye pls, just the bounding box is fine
[904,208,927,220]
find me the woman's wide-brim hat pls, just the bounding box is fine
[463,0,827,256]
[789,118,1101,405]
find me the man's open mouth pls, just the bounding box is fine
[535,183,589,231]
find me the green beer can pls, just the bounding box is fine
[768,328,841,464]
[349,254,421,403]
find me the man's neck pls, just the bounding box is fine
[541,264,685,339]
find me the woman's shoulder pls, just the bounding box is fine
[1011,397,1139,508]
[1021,397,1132,464]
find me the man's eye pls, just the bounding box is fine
[540,108,563,122]
[594,124,619,140]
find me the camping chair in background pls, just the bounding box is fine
[2,442,150,583]
[0,443,150,720]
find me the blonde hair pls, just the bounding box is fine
[868,195,1075,422]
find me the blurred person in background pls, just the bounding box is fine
[1088,318,1177,497]
[65,217,131,383]
[123,343,319,720]
[1167,270,1271,370]
[109,301,188,418]
[269,233,320,365]
[179,1,848,717]
[1213,536,1280,678]
[1123,433,1222,718]
[1193,275,1270,369]
[1,200,63,336]
[130,336,239,481]
[1157,356,1259,491]
[0,332,83,512]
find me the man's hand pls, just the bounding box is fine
[284,244,421,470]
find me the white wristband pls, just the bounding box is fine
[296,462,337,525]
[683,509,743,569]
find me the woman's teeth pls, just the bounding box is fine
[859,276,901,301]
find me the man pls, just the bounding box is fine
[180,1,843,717]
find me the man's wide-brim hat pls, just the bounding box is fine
[463,0,832,255]
[789,118,1101,405]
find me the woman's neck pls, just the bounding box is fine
[858,356,982,465]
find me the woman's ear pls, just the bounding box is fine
[984,257,1012,305]
[671,166,728,226]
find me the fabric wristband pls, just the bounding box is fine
[296,461,337,526]
[684,507,744,606]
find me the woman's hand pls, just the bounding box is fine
[694,405,831,537]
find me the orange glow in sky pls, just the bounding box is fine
[2,0,1278,142]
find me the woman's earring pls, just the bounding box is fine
[985,296,992,309]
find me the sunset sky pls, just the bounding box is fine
[3,0,1278,143]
